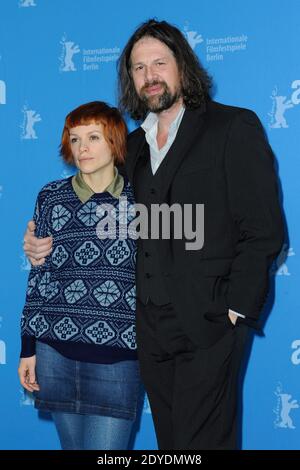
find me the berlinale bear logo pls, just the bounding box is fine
[0,80,6,105]
[269,80,300,129]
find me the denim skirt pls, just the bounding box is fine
[33,341,142,420]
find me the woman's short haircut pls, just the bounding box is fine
[60,101,127,165]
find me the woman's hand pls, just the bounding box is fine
[18,356,40,393]
[23,220,53,266]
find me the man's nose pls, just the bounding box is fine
[144,65,158,83]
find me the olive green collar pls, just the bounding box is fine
[72,167,124,203]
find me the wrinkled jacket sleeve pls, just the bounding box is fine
[224,110,284,322]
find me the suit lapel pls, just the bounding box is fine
[126,129,146,184]
[160,105,207,200]
[126,104,207,197]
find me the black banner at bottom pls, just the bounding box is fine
[0,450,300,466]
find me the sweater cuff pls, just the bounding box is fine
[20,335,36,358]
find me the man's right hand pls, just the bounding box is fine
[23,220,53,266]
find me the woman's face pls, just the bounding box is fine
[69,122,114,176]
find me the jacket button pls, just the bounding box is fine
[150,188,156,194]
[145,273,152,279]
[145,252,150,257]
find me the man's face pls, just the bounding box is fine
[130,36,182,113]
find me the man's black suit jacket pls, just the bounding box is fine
[124,100,284,348]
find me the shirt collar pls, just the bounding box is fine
[72,167,124,203]
[141,105,185,135]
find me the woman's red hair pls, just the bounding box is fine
[60,101,127,165]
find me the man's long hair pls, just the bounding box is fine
[118,19,212,121]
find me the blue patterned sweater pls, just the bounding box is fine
[21,176,137,364]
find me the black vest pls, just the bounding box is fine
[134,144,171,305]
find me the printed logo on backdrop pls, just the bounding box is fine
[59,35,80,72]
[291,340,300,365]
[59,33,120,73]
[19,0,36,6]
[61,169,75,179]
[0,55,6,105]
[20,105,41,140]
[143,394,152,415]
[0,185,3,199]
[0,79,6,105]
[269,80,300,128]
[20,253,31,271]
[183,22,204,50]
[271,243,295,276]
[0,316,6,365]
[274,383,299,429]
[19,389,34,406]
[183,21,248,62]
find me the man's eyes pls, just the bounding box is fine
[134,62,166,72]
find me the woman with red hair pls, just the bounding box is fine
[18,101,141,450]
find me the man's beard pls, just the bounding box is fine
[139,80,181,113]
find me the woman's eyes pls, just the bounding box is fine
[70,135,100,144]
